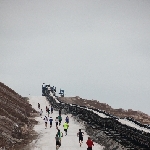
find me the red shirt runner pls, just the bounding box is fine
[86,139,94,147]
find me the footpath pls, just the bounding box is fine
[27,96,104,150]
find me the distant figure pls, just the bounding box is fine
[38,103,40,109]
[49,105,51,114]
[40,109,43,118]
[43,116,48,129]
[77,129,84,147]
[51,106,53,114]
[46,106,48,113]
[65,116,69,124]
[59,109,61,116]
[49,117,53,128]
[55,117,59,128]
[58,115,62,126]
[86,137,94,150]
[47,108,50,117]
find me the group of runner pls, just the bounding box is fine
[38,103,94,150]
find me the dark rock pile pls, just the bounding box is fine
[59,96,150,125]
[0,82,37,150]
[44,88,150,150]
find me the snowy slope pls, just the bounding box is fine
[118,118,150,133]
[28,96,104,150]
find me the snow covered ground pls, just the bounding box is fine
[28,96,104,150]
[118,118,150,133]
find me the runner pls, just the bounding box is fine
[55,134,60,150]
[77,129,84,147]
[63,122,69,136]
[40,109,43,118]
[49,104,51,114]
[86,137,94,150]
[43,116,48,129]
[55,117,59,128]
[38,103,40,109]
[51,106,53,114]
[46,106,48,113]
[59,109,61,116]
[47,108,50,117]
[58,115,62,126]
[65,116,69,124]
[57,129,63,146]
[49,117,53,128]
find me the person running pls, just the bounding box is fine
[63,122,69,136]
[58,115,62,126]
[49,105,51,114]
[59,109,61,116]
[65,116,69,124]
[38,103,40,109]
[45,106,47,113]
[51,106,53,114]
[55,117,59,128]
[47,108,50,117]
[86,137,94,150]
[77,129,84,147]
[40,109,43,118]
[55,134,60,150]
[57,129,63,146]
[43,116,48,129]
[49,117,53,128]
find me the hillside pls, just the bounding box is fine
[59,96,150,125]
[0,82,37,150]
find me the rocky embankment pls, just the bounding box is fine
[58,97,150,149]
[59,96,150,125]
[0,82,37,150]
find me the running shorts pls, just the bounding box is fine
[87,148,92,150]
[56,141,60,146]
[64,129,67,132]
[79,137,83,142]
[50,122,52,125]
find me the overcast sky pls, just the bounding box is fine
[1,0,150,114]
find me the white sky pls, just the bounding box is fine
[1,0,150,114]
